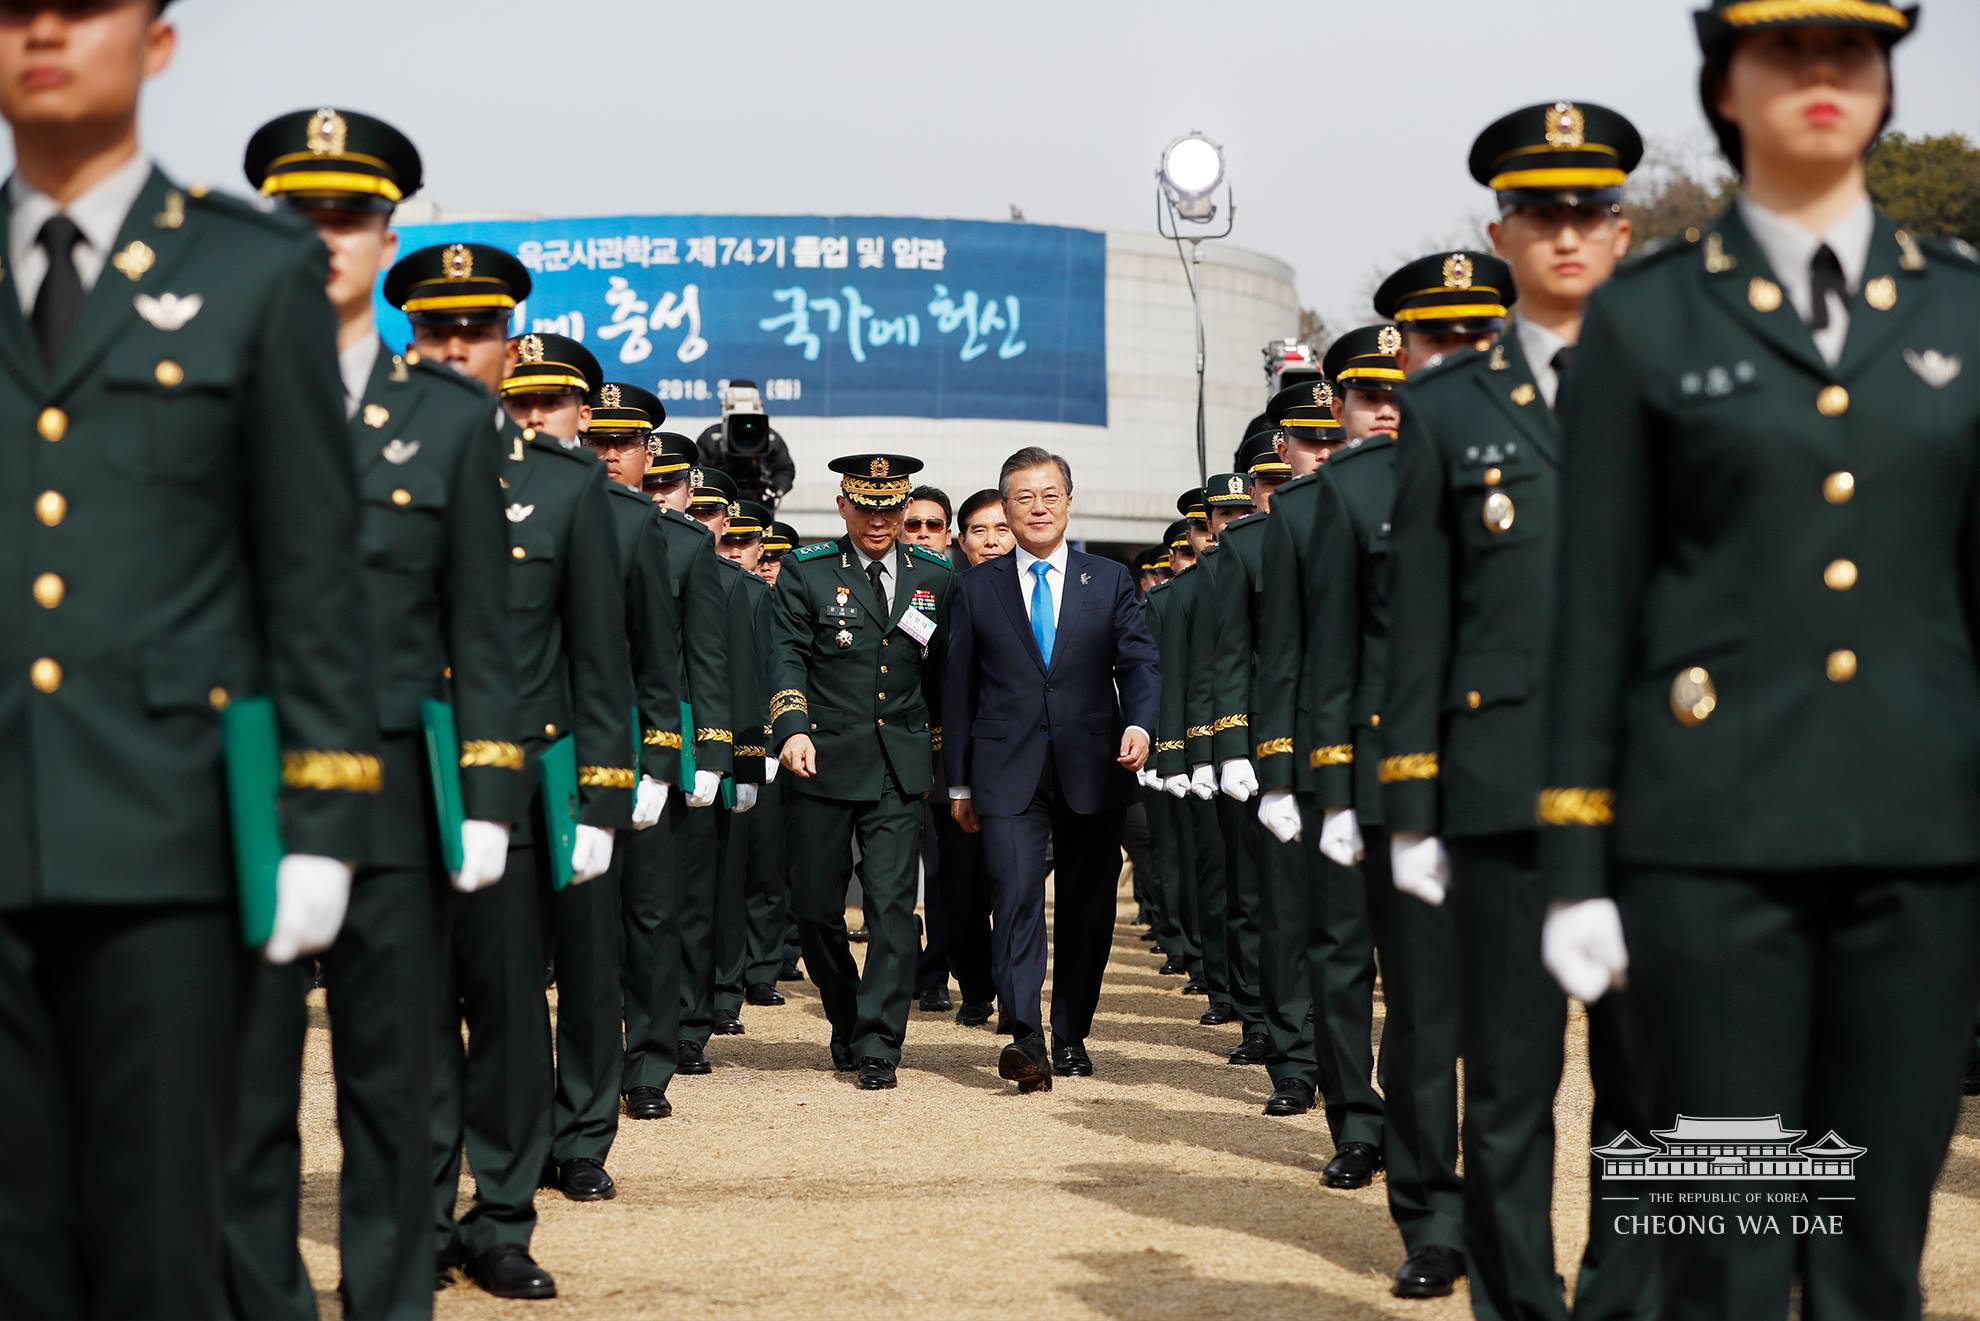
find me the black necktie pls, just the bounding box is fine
[866,559,888,617]
[31,215,84,369]
[1549,347,1575,410]
[1808,244,1847,332]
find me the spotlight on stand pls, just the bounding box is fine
[1154,131,1235,484]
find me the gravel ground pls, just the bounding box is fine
[291,881,1980,1319]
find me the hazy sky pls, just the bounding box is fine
[32,0,1978,331]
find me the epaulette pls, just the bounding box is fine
[793,542,838,562]
[605,482,649,505]
[530,433,601,469]
[1616,228,1699,278]
[1146,579,1173,597]
[1322,435,1391,470]
[1919,234,1980,272]
[182,181,313,238]
[1275,471,1321,496]
[1224,511,1268,535]
[907,544,953,571]
[712,554,747,575]
[404,351,488,400]
[1402,343,1488,390]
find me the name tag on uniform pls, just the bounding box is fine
[897,608,937,646]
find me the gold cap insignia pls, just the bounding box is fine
[870,457,890,477]
[442,244,473,281]
[1225,476,1243,495]
[306,108,348,156]
[1544,101,1585,150]
[600,383,622,407]
[1310,382,1333,409]
[729,501,741,519]
[645,435,662,457]
[1442,253,1474,291]
[516,334,545,363]
[1377,325,1402,356]
[689,467,705,489]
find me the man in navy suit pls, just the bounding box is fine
[944,448,1161,1092]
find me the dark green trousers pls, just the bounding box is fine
[1186,794,1229,1003]
[676,801,728,1049]
[713,802,750,1021]
[226,864,442,1320]
[551,849,622,1167]
[1146,787,1198,968]
[1256,828,1317,1089]
[1301,796,1384,1150]
[621,794,686,1095]
[743,777,792,986]
[433,838,553,1260]
[0,903,245,1319]
[785,776,922,1064]
[1615,864,1979,1321]
[1122,798,1158,927]
[1217,793,1265,1030]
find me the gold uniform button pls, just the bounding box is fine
[1826,649,1858,683]
[37,407,67,442]
[1465,690,1482,709]
[32,572,64,608]
[1670,666,1718,726]
[544,723,558,737]
[209,686,230,711]
[522,427,537,441]
[391,488,412,507]
[511,546,526,560]
[1823,471,1855,505]
[1816,384,1849,417]
[1369,713,1382,728]
[879,664,889,674]
[404,349,421,365]
[30,658,61,693]
[155,359,184,388]
[1483,467,1503,488]
[1824,559,1858,591]
[36,490,66,526]
[876,692,887,701]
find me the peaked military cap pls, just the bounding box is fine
[503,332,598,399]
[829,454,923,511]
[1176,489,1208,522]
[1323,325,1407,392]
[1469,101,1644,206]
[384,243,530,326]
[1206,472,1255,507]
[1267,378,1342,438]
[1695,0,1916,50]
[1238,429,1291,476]
[761,521,798,555]
[643,431,697,486]
[689,465,740,511]
[725,501,771,539]
[588,380,664,438]
[1373,252,1517,335]
[1165,519,1193,551]
[244,107,421,212]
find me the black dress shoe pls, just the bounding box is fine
[1140,929,1160,942]
[746,982,786,1006]
[624,1085,672,1119]
[557,1157,616,1202]
[955,1001,994,1027]
[1392,1244,1465,1299]
[677,1041,712,1075]
[1263,1077,1317,1116]
[778,960,804,982]
[1966,1062,1980,1097]
[830,1038,856,1072]
[1180,978,1208,996]
[1198,1002,1237,1026]
[1324,1140,1384,1189]
[465,1245,556,1300]
[1158,959,1186,976]
[1051,1040,1094,1077]
[1228,1033,1268,1066]
[855,1057,897,1089]
[918,987,954,1012]
[998,1036,1053,1094]
[712,1011,745,1035]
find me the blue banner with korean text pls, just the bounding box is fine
[376,215,1108,425]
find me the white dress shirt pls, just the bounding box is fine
[854,542,895,605]
[1738,194,1874,368]
[339,335,379,420]
[8,151,153,313]
[1514,317,1570,409]
[1013,540,1068,628]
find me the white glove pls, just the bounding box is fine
[1218,758,1258,803]
[734,783,759,813]
[1390,832,1451,907]
[452,819,511,893]
[1542,898,1630,1003]
[763,755,779,783]
[264,854,354,963]
[1255,789,1303,844]
[570,824,615,885]
[686,769,722,808]
[1318,808,1364,866]
[1189,764,1216,800]
[632,775,669,830]
[1164,773,1190,798]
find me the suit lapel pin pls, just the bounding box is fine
[112,241,156,282]
[1905,349,1961,389]
[1080,570,1091,586]
[506,503,535,523]
[382,438,420,465]
[362,403,390,429]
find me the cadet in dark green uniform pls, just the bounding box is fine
[1382,102,1649,1321]
[223,108,526,1321]
[1193,472,1269,1062]
[1163,490,1231,1010]
[1255,377,1388,1180]
[622,429,731,1112]
[1541,6,1977,1314]
[1139,523,1200,980]
[713,501,773,1028]
[745,519,801,1003]
[766,454,953,1089]
[387,242,633,1300]
[1127,543,1174,945]
[0,11,378,1310]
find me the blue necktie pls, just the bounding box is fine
[1030,561,1055,667]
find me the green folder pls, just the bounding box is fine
[421,700,467,875]
[219,696,283,949]
[538,734,578,891]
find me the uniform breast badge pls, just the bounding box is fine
[836,629,854,649]
[133,291,202,331]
